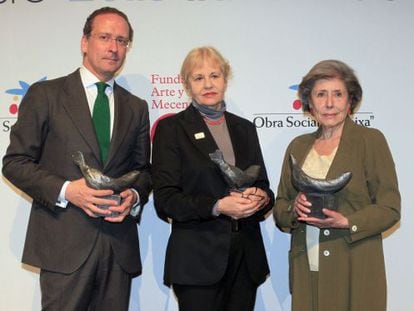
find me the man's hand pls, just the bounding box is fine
[105,188,137,223]
[65,178,117,217]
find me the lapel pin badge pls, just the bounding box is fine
[194,132,205,140]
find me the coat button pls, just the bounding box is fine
[323,229,330,236]
[323,250,330,257]
[351,225,358,232]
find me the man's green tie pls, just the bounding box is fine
[93,82,110,163]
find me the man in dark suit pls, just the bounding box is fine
[2,7,151,310]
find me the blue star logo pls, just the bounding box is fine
[6,76,47,97]
[4,76,47,115]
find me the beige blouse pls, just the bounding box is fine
[302,147,337,271]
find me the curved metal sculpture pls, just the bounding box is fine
[73,151,140,192]
[209,149,260,191]
[290,154,352,218]
[73,151,140,216]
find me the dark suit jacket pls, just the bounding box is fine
[2,69,151,275]
[152,105,274,286]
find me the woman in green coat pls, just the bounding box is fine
[273,60,400,311]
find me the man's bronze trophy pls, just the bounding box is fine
[73,151,140,217]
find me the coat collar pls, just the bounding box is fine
[326,116,359,178]
[61,70,101,163]
[179,105,219,160]
[178,105,246,166]
[293,116,357,179]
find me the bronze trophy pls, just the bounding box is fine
[73,151,140,217]
[209,149,260,192]
[290,154,352,219]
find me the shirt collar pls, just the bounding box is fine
[79,66,115,91]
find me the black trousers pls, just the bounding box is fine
[173,232,258,311]
[40,233,132,311]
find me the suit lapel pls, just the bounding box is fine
[105,84,133,169]
[61,70,101,163]
[326,117,356,179]
[180,105,218,159]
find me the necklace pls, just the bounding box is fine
[204,115,225,125]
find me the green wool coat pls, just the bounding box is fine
[273,117,401,311]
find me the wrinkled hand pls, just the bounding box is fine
[299,209,349,229]
[293,192,312,218]
[294,192,349,228]
[65,178,116,218]
[218,187,269,219]
[105,189,137,223]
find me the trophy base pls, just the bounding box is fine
[306,193,337,219]
[96,194,121,217]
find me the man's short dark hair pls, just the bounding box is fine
[83,7,133,42]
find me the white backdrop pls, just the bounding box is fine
[0,1,412,310]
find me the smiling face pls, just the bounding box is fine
[187,60,227,109]
[310,78,350,131]
[81,13,129,81]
